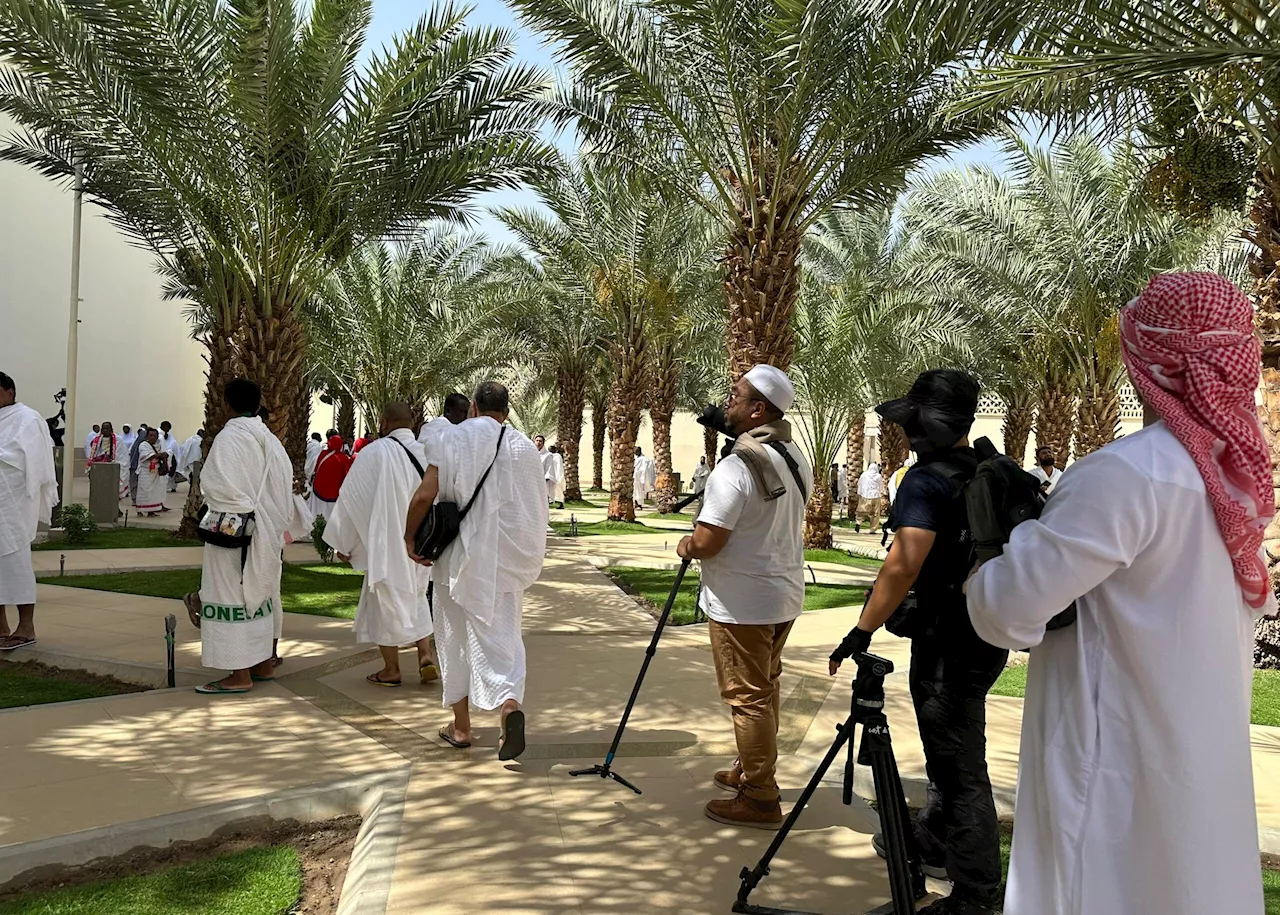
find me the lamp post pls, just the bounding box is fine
[61,161,84,511]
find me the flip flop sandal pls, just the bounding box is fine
[366,673,401,687]
[272,655,283,668]
[250,674,275,682]
[183,592,202,629]
[498,709,527,761]
[195,681,251,695]
[0,637,35,652]
[419,662,439,684]
[438,726,471,749]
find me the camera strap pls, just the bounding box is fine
[767,442,809,501]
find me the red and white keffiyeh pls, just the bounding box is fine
[1120,271,1274,610]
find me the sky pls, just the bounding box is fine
[363,0,1008,247]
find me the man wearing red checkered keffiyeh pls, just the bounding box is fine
[965,271,1268,915]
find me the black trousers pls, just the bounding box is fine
[908,635,1009,903]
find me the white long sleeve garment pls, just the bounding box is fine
[966,422,1265,915]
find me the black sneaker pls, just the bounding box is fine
[917,894,1000,914]
[871,832,948,880]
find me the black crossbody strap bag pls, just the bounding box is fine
[409,427,506,561]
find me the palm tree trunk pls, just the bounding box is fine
[1001,390,1036,466]
[607,311,648,522]
[1250,164,1280,665]
[723,169,803,376]
[285,373,312,493]
[804,477,833,549]
[1074,380,1121,459]
[178,327,237,539]
[591,397,607,491]
[336,391,355,442]
[239,308,307,474]
[556,367,586,502]
[879,420,909,475]
[1036,368,1075,470]
[650,342,679,512]
[845,415,865,517]
[703,425,718,469]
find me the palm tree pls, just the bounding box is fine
[504,157,708,521]
[510,0,1026,376]
[306,230,515,426]
[0,0,552,478]
[904,136,1207,463]
[494,225,610,504]
[795,206,984,547]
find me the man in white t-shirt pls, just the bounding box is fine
[677,364,812,830]
[1029,446,1064,493]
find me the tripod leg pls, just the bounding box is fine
[569,560,691,789]
[861,714,920,914]
[735,716,854,911]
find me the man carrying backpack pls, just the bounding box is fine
[829,369,1008,915]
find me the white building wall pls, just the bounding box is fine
[0,120,207,448]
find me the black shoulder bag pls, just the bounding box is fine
[397,427,506,562]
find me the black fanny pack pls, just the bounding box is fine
[399,428,505,562]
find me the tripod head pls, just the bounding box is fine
[852,652,892,725]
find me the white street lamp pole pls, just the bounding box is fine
[61,161,84,508]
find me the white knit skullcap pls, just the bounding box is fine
[743,364,795,413]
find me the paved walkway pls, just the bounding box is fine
[5,538,1280,913]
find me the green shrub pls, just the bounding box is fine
[311,515,333,564]
[59,503,98,545]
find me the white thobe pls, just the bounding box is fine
[134,442,168,511]
[198,416,310,670]
[966,422,1265,915]
[322,428,432,647]
[432,417,547,709]
[304,439,323,484]
[120,432,137,455]
[178,435,204,476]
[633,455,656,505]
[418,416,459,467]
[163,433,180,488]
[545,451,565,503]
[1030,465,1064,493]
[0,404,57,605]
[84,431,96,456]
[857,468,882,500]
[692,463,710,494]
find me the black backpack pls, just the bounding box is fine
[965,437,1076,632]
[883,438,1076,638]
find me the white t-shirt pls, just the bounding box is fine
[695,442,813,626]
[1031,465,1064,493]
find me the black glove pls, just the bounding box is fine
[830,625,874,666]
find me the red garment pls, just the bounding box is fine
[1120,271,1275,610]
[352,436,369,454]
[312,437,352,502]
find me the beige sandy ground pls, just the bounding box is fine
[9,495,1279,913]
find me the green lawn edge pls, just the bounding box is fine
[0,845,300,915]
[34,528,190,552]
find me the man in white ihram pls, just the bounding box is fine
[188,378,310,695]
[405,381,547,760]
[418,393,470,463]
[0,372,57,652]
[966,272,1269,915]
[633,446,656,508]
[324,402,438,687]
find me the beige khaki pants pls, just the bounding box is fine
[708,618,796,802]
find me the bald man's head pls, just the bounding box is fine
[380,401,415,435]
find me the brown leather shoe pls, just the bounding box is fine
[713,763,742,792]
[704,791,783,830]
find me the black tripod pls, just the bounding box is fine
[734,652,932,915]
[569,557,691,794]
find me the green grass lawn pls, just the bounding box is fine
[1266,867,1280,914]
[0,662,142,709]
[803,548,882,571]
[561,498,597,509]
[640,511,690,520]
[606,566,867,625]
[33,528,187,552]
[0,846,300,915]
[990,662,1028,699]
[550,519,662,537]
[992,663,1280,728]
[38,564,364,620]
[1254,670,1280,727]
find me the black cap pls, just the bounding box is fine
[876,369,980,448]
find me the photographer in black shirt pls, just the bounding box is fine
[829,369,1008,915]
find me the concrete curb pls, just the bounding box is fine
[0,767,412,913]
[0,645,207,688]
